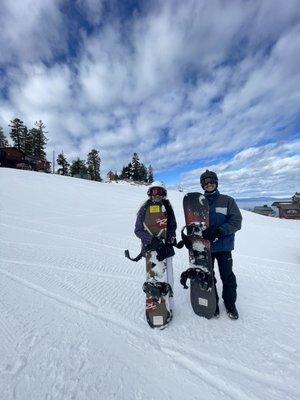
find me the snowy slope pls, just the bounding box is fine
[0,168,299,400]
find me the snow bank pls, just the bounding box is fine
[0,168,299,400]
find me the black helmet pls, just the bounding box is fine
[200,170,218,189]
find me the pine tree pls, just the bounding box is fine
[131,153,141,181]
[70,158,87,177]
[120,163,132,180]
[147,165,154,183]
[292,192,300,203]
[120,166,126,179]
[23,126,33,155]
[120,154,150,183]
[113,171,119,180]
[57,152,70,175]
[138,163,148,182]
[32,120,48,160]
[87,149,101,181]
[29,128,39,155]
[0,127,9,147]
[9,118,25,151]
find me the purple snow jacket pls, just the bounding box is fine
[134,199,177,246]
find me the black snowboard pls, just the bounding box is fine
[181,192,217,319]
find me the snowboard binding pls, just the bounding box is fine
[180,267,213,291]
[143,281,173,301]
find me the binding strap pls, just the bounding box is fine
[143,281,173,301]
[180,268,213,291]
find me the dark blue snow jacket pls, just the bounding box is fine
[205,190,242,253]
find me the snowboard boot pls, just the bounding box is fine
[227,305,239,320]
[214,304,220,318]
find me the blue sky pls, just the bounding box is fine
[0,0,300,197]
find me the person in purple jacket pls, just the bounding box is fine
[134,182,177,311]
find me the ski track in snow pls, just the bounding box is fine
[0,262,298,400]
[2,258,141,284]
[0,169,299,400]
[237,253,299,266]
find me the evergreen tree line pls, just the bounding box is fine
[1,119,154,184]
[57,150,102,182]
[59,152,154,184]
[107,152,154,184]
[0,118,48,160]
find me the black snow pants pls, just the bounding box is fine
[211,251,237,310]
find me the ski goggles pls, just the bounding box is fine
[148,187,167,197]
[201,177,217,186]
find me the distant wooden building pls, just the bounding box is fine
[253,205,276,217]
[0,147,51,173]
[271,201,300,220]
[0,147,25,167]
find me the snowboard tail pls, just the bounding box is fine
[145,297,171,329]
[144,251,172,329]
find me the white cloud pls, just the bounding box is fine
[75,0,104,26]
[180,140,300,198]
[0,0,66,64]
[222,27,300,118]
[9,64,73,111]
[0,0,299,194]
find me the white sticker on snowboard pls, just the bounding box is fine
[198,297,208,307]
[153,316,164,326]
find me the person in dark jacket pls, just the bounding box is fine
[134,182,177,310]
[200,170,242,319]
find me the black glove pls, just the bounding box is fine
[166,236,176,245]
[165,243,175,258]
[180,270,190,289]
[202,226,221,241]
[177,231,191,249]
[176,240,184,249]
[148,237,167,261]
[156,243,168,261]
[150,237,163,250]
[148,237,175,261]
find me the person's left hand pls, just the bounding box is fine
[202,226,221,241]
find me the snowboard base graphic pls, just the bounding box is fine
[144,251,172,329]
[181,192,217,319]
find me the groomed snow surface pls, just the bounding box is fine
[0,168,299,400]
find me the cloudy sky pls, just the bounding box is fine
[1,0,300,198]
